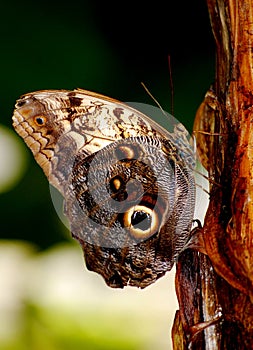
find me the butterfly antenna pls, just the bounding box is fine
[141,82,168,119]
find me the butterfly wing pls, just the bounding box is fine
[13,89,196,288]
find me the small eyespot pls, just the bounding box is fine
[34,115,47,126]
[123,205,159,240]
[115,144,139,160]
[108,176,128,202]
[110,176,123,192]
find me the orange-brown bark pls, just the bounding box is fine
[172,0,253,348]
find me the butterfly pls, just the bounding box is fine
[12,88,197,288]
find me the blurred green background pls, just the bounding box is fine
[0,0,214,349]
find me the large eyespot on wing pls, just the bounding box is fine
[122,205,160,240]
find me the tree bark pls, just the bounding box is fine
[172,0,253,348]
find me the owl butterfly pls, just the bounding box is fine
[12,89,197,288]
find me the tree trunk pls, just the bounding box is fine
[172,0,253,348]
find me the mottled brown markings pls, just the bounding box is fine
[67,91,77,97]
[65,108,77,120]
[68,95,83,107]
[16,99,30,108]
[122,131,130,138]
[117,124,131,139]
[113,107,124,118]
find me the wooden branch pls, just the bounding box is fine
[172,0,253,348]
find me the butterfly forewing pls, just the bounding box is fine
[12,88,196,288]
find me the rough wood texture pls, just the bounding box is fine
[172,0,253,348]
